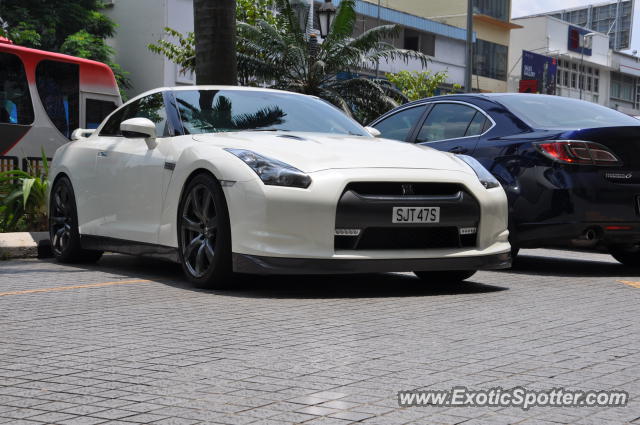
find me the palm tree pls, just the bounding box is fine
[237,0,430,123]
[193,0,237,85]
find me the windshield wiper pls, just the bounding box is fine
[250,128,290,132]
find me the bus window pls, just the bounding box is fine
[0,52,34,125]
[86,99,117,129]
[35,60,79,139]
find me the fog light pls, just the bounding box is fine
[459,227,477,235]
[335,228,361,236]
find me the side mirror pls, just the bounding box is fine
[365,126,381,137]
[120,117,157,149]
[71,128,95,141]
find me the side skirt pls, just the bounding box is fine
[80,235,180,263]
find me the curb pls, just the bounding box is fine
[0,232,53,259]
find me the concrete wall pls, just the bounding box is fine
[105,0,169,98]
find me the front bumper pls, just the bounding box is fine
[233,251,512,275]
[223,168,510,262]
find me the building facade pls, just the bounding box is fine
[543,0,633,51]
[106,0,470,98]
[366,0,521,92]
[508,15,611,106]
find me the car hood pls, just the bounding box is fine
[192,131,472,174]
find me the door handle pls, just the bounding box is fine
[448,146,468,154]
[97,151,108,158]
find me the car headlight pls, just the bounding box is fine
[456,154,501,189]
[225,148,312,188]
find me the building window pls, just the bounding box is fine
[571,73,577,88]
[473,0,509,22]
[473,39,507,81]
[611,72,634,102]
[35,60,79,139]
[0,52,34,125]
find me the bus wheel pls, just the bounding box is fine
[49,176,103,263]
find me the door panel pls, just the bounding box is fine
[93,92,171,244]
[95,137,166,243]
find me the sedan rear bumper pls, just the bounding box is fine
[232,251,512,275]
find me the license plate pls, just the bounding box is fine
[392,207,440,223]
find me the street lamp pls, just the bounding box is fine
[317,0,337,38]
[579,32,596,100]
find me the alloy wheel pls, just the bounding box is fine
[181,184,217,278]
[50,183,73,256]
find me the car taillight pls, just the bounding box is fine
[534,141,622,166]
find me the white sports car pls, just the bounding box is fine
[49,86,511,288]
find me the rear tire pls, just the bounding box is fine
[609,245,640,267]
[49,177,103,263]
[177,173,232,289]
[413,270,477,283]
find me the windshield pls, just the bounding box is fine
[173,89,369,136]
[494,94,640,129]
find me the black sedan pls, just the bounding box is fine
[370,93,640,265]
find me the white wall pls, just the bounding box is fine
[378,36,465,85]
[105,0,169,98]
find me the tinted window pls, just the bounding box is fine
[173,89,368,136]
[466,111,489,136]
[36,60,79,139]
[100,93,169,137]
[86,99,117,129]
[0,52,34,125]
[373,106,426,141]
[496,94,640,129]
[416,103,479,143]
[474,39,508,81]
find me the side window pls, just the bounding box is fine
[35,60,79,139]
[86,99,118,129]
[99,93,169,137]
[0,52,34,125]
[465,111,490,137]
[416,103,479,143]
[372,105,426,141]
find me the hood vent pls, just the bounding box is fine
[277,134,307,141]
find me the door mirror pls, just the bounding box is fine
[365,126,381,137]
[120,118,157,148]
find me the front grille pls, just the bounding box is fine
[335,227,477,250]
[345,182,463,197]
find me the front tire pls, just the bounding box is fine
[609,245,640,267]
[413,270,477,283]
[178,173,232,289]
[49,177,103,263]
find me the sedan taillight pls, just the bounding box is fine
[534,140,622,166]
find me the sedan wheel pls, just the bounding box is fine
[178,174,231,288]
[49,177,102,263]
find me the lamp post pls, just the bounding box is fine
[464,0,473,93]
[318,0,337,38]
[579,32,595,100]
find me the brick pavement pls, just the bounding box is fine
[0,249,639,424]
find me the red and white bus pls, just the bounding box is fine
[0,37,121,172]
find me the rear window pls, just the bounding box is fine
[495,94,640,129]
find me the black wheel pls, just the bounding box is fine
[49,177,103,263]
[609,245,640,267]
[413,270,477,283]
[178,173,232,289]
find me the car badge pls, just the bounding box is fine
[605,172,633,179]
[401,184,415,195]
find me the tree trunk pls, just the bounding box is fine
[193,0,237,85]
